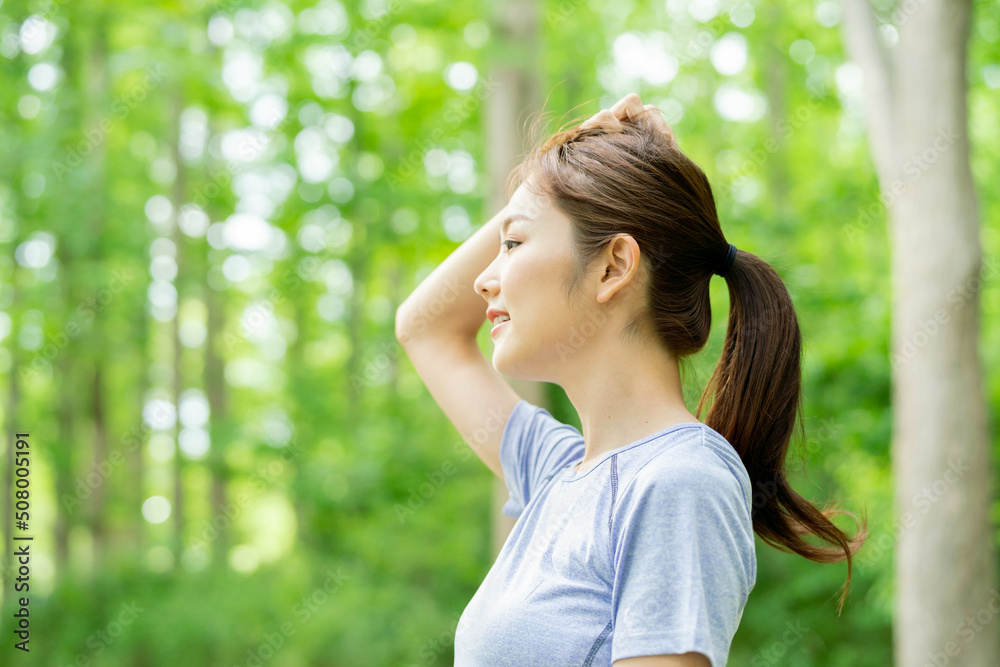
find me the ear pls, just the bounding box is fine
[595,234,642,304]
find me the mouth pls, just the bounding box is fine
[490,317,510,338]
[486,308,510,326]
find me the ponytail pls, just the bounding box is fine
[696,249,868,614]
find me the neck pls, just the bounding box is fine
[558,333,700,471]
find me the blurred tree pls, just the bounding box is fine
[483,0,545,559]
[841,0,999,664]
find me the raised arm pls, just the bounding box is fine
[395,207,522,482]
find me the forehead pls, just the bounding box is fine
[502,183,575,247]
[508,181,552,220]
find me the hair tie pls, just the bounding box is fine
[714,243,737,278]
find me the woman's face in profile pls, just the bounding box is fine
[474,179,598,383]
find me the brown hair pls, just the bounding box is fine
[508,106,867,613]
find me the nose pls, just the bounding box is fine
[474,254,500,300]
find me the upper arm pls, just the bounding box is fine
[610,449,755,666]
[397,330,521,484]
[614,653,711,667]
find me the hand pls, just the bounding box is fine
[579,93,676,145]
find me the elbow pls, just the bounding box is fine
[394,306,410,345]
[394,302,420,346]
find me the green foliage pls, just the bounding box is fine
[0,0,998,664]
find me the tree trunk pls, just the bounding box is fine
[85,12,110,573]
[171,88,187,563]
[288,268,313,552]
[485,0,544,560]
[205,283,230,568]
[54,353,74,572]
[129,310,148,556]
[346,95,367,432]
[90,366,108,567]
[762,2,789,215]
[841,1,999,664]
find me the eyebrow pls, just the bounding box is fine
[499,213,533,239]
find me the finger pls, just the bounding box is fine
[641,104,666,129]
[642,104,676,144]
[609,93,645,122]
[642,105,673,133]
[590,111,624,132]
[580,108,624,132]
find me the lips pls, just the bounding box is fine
[489,318,509,338]
[486,307,510,325]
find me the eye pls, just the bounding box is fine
[502,239,520,251]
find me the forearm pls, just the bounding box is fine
[395,206,504,344]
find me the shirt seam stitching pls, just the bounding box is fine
[607,428,748,560]
[560,423,705,484]
[605,454,619,575]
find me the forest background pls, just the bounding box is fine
[0,0,998,664]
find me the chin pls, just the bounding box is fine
[492,345,523,377]
[491,352,522,379]
[492,348,552,384]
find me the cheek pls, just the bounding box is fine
[502,251,574,317]
[516,275,570,326]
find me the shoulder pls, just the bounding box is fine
[608,425,757,581]
[614,425,753,522]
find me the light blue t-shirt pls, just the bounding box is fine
[454,399,756,667]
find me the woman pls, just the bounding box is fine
[395,93,866,666]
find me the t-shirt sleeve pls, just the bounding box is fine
[498,399,585,519]
[609,445,756,666]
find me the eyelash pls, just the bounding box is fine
[502,240,520,251]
